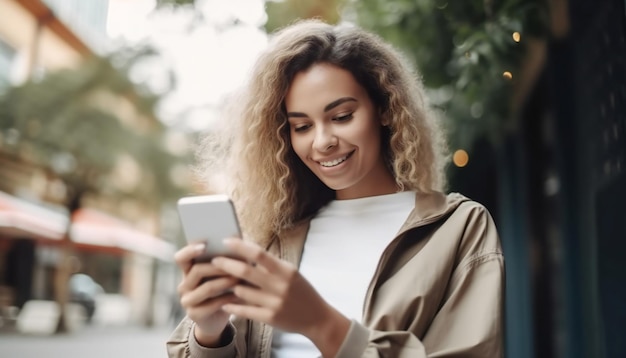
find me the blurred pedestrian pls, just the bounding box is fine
[167,19,504,357]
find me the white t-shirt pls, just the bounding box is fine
[271,191,416,357]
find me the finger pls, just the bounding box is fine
[186,293,238,322]
[179,263,232,293]
[174,243,207,273]
[221,303,274,324]
[223,239,286,274]
[211,257,269,289]
[231,284,280,308]
[181,276,239,308]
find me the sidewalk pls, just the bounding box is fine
[0,322,174,358]
[0,294,178,358]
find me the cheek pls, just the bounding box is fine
[352,121,382,151]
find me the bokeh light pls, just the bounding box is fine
[453,149,469,167]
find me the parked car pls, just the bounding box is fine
[69,274,104,323]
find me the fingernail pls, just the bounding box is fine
[223,238,237,246]
[194,243,206,252]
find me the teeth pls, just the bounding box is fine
[320,155,349,167]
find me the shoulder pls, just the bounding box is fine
[402,192,501,258]
[406,191,489,225]
[448,195,498,238]
[451,196,494,223]
[428,192,497,232]
[442,195,503,273]
[415,193,502,264]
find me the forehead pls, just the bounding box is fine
[285,63,368,109]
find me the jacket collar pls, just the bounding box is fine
[397,191,468,233]
[274,191,469,266]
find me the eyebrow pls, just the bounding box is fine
[287,97,357,118]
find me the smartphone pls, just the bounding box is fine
[177,194,243,262]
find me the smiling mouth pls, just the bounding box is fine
[318,151,355,167]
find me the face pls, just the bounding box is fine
[285,62,397,200]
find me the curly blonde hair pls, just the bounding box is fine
[196,19,448,245]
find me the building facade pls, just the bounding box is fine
[0,0,179,330]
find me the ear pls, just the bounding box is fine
[379,108,390,126]
[380,115,390,127]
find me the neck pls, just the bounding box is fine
[335,168,399,200]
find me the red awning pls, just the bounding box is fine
[70,208,175,261]
[0,191,175,261]
[0,191,67,241]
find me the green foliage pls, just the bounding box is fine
[265,0,346,33]
[352,0,548,149]
[0,46,189,205]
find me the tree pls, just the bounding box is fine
[0,46,191,332]
[264,0,346,33]
[0,46,186,200]
[350,0,548,150]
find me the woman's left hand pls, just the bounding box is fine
[210,238,350,355]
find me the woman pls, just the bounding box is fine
[167,19,504,358]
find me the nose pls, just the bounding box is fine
[312,125,337,152]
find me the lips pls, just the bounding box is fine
[318,150,355,167]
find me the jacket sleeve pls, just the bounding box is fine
[335,204,505,358]
[166,317,248,357]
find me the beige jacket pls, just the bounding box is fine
[167,192,505,357]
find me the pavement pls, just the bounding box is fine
[0,322,175,358]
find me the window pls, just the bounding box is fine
[0,38,16,91]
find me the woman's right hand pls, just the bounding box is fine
[175,243,240,347]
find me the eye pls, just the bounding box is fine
[292,123,311,133]
[333,113,353,122]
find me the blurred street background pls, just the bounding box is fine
[0,323,172,358]
[0,0,624,357]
